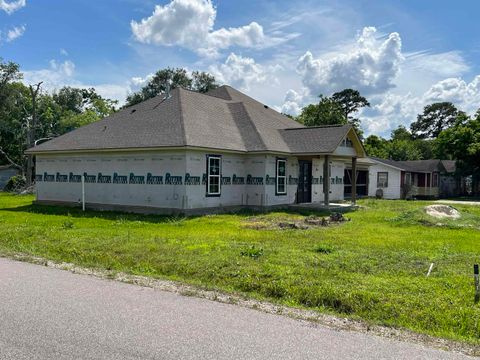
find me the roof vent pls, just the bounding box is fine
[165,79,172,100]
[264,105,269,109]
[130,109,136,114]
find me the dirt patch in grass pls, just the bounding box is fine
[243,212,350,230]
[390,207,480,230]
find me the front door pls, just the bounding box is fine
[297,160,312,203]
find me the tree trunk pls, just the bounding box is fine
[25,82,42,187]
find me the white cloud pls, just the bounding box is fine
[130,73,154,87]
[280,88,309,115]
[278,25,480,137]
[23,60,76,88]
[209,53,279,91]
[423,76,480,111]
[362,76,480,136]
[60,48,69,56]
[404,51,470,79]
[296,27,403,97]
[0,0,25,14]
[6,24,26,42]
[23,60,131,104]
[130,0,291,57]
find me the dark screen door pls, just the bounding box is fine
[297,160,312,203]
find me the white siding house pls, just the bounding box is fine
[28,86,368,214]
[368,161,402,199]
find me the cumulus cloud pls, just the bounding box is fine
[130,0,290,57]
[280,88,309,115]
[6,25,26,42]
[0,0,25,14]
[277,25,480,137]
[209,53,279,91]
[296,27,403,97]
[361,76,480,136]
[423,76,480,110]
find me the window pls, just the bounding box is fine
[276,158,287,195]
[206,155,221,196]
[377,172,388,188]
[432,172,439,187]
[405,172,412,186]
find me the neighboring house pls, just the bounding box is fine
[26,85,368,214]
[369,158,465,199]
[0,165,19,190]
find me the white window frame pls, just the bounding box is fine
[377,172,388,188]
[206,155,221,196]
[276,158,287,195]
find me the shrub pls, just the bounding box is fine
[3,175,26,192]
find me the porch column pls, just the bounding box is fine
[351,157,357,205]
[323,155,330,205]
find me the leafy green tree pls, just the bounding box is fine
[125,68,218,107]
[411,102,461,138]
[364,135,389,158]
[386,139,422,161]
[331,89,370,134]
[390,125,413,141]
[0,60,26,168]
[297,96,346,127]
[52,87,117,134]
[191,71,218,93]
[437,113,480,194]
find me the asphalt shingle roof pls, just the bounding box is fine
[280,125,352,153]
[372,158,457,173]
[27,85,351,155]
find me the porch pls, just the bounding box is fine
[404,171,440,199]
[295,155,372,206]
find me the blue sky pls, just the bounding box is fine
[2,0,480,137]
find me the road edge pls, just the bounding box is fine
[1,252,478,357]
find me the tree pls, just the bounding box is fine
[125,68,218,107]
[437,114,480,195]
[191,71,218,93]
[390,125,413,141]
[386,139,422,161]
[25,81,43,186]
[297,96,345,127]
[364,135,389,158]
[331,88,370,134]
[52,87,117,134]
[411,102,461,138]
[0,59,25,169]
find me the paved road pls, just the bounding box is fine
[0,258,472,360]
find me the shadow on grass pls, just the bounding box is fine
[0,201,355,224]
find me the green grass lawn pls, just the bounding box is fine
[1,193,480,343]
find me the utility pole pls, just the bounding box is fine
[25,82,42,187]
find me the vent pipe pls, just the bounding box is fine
[165,79,172,99]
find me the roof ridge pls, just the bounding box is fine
[228,101,267,151]
[176,87,188,146]
[284,124,350,131]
